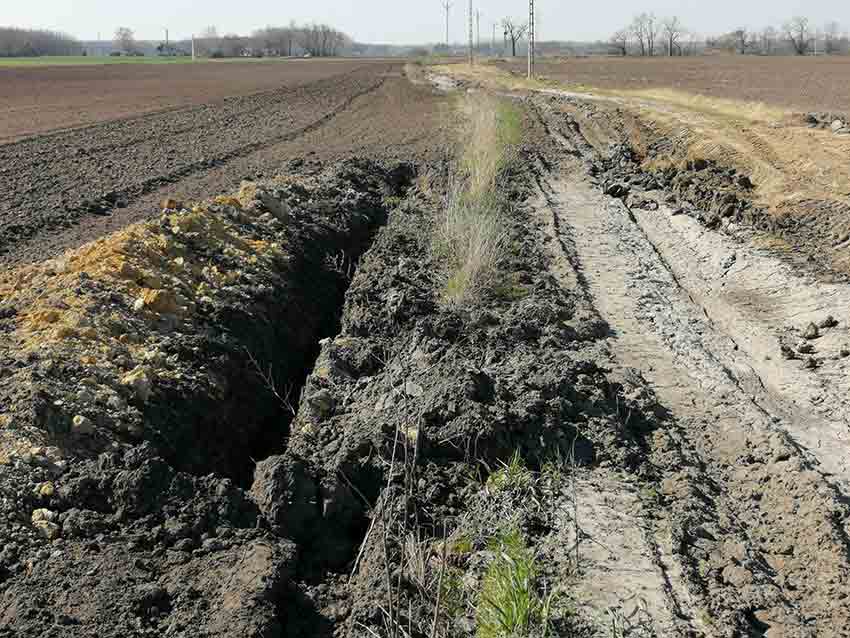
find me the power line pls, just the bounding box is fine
[441,1,452,48]
[528,0,536,78]
[468,0,474,65]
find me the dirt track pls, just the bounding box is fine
[0,62,450,268]
[0,59,389,142]
[528,94,850,635]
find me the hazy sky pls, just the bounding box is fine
[4,0,847,44]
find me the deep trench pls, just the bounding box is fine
[145,165,415,489]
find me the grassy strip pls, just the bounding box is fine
[477,529,556,638]
[434,95,523,304]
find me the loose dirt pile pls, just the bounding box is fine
[0,158,412,636]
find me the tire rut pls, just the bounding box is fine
[531,97,850,637]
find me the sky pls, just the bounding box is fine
[3,0,847,45]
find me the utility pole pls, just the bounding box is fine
[476,10,481,52]
[442,1,452,48]
[492,22,496,55]
[527,0,536,78]
[165,28,169,47]
[468,0,474,65]
[191,35,196,61]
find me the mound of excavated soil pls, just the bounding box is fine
[0,158,412,636]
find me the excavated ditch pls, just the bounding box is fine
[0,158,414,637]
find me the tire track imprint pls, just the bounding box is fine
[530,95,850,637]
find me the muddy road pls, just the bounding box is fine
[0,62,449,269]
[529,95,850,636]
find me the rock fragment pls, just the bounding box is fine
[819,315,838,329]
[121,367,153,402]
[802,322,820,340]
[71,415,94,436]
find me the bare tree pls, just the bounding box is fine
[502,19,528,57]
[681,31,701,56]
[631,13,659,56]
[730,28,755,54]
[113,27,136,54]
[662,17,684,56]
[824,21,842,54]
[784,16,811,55]
[296,23,350,57]
[197,25,222,57]
[610,29,629,56]
[760,26,777,55]
[630,14,647,56]
[646,13,660,56]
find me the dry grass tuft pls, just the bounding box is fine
[434,95,523,304]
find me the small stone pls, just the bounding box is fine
[721,564,754,587]
[34,482,55,498]
[34,521,61,540]
[161,198,184,211]
[830,119,846,133]
[737,175,753,189]
[804,357,820,370]
[202,538,223,552]
[604,183,630,198]
[31,509,58,524]
[802,322,820,340]
[121,367,152,402]
[780,345,799,360]
[133,297,145,312]
[404,381,424,398]
[819,315,838,329]
[71,415,94,436]
[797,342,816,355]
[307,389,335,418]
[106,395,126,411]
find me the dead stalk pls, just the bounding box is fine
[430,524,449,638]
[571,432,580,570]
[244,347,298,416]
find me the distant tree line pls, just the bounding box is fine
[0,27,82,57]
[610,14,850,57]
[191,22,352,58]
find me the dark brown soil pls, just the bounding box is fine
[0,59,390,142]
[0,160,411,638]
[0,63,451,269]
[497,55,850,112]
